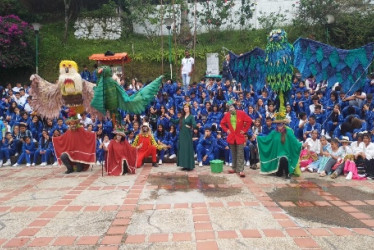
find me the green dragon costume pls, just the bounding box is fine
[91,66,162,126]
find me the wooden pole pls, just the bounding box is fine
[161,0,164,75]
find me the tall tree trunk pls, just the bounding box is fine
[179,0,192,46]
[63,0,71,43]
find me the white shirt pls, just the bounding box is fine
[181,57,194,74]
[12,86,21,92]
[304,138,321,154]
[361,142,374,160]
[351,141,363,155]
[340,145,353,158]
[24,103,33,113]
[81,117,93,127]
[14,97,26,107]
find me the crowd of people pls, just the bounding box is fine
[0,63,374,180]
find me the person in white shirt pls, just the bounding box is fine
[79,112,93,128]
[181,50,194,92]
[12,82,22,92]
[23,96,33,113]
[351,133,364,157]
[358,133,374,179]
[300,130,320,171]
[13,92,26,107]
[303,130,321,154]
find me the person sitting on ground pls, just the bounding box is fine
[197,125,216,167]
[33,130,53,166]
[330,136,353,179]
[53,114,96,174]
[0,132,17,167]
[306,135,331,173]
[12,136,35,167]
[357,133,374,179]
[319,138,344,177]
[106,128,138,176]
[300,130,320,171]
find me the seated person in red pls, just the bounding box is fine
[105,127,138,175]
[132,122,164,168]
[53,115,96,174]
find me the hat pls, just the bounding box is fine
[339,136,351,143]
[65,117,81,126]
[227,99,235,106]
[141,122,151,129]
[204,125,211,131]
[272,111,290,124]
[112,127,126,137]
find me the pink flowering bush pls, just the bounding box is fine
[0,15,33,69]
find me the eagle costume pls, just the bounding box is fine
[29,61,163,123]
[29,60,97,119]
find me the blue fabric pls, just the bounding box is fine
[293,38,374,93]
[229,48,266,92]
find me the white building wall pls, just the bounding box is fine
[132,0,299,36]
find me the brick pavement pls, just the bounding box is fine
[0,164,373,249]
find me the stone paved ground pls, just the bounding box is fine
[0,163,373,249]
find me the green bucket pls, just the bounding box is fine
[210,159,223,173]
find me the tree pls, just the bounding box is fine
[235,0,255,31]
[196,0,235,41]
[293,0,374,47]
[179,0,192,45]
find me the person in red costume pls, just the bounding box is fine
[105,127,138,175]
[53,115,96,174]
[132,123,164,168]
[220,100,252,177]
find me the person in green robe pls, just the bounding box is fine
[257,111,302,179]
[177,104,196,171]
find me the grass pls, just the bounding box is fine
[36,22,275,82]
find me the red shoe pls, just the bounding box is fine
[228,169,235,174]
[239,172,245,178]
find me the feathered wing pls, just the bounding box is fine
[29,74,63,119]
[229,48,266,92]
[82,80,101,117]
[119,76,163,114]
[293,38,374,92]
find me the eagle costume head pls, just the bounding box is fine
[58,60,84,114]
[267,29,288,43]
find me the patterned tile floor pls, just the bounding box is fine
[0,163,373,249]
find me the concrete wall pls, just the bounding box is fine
[74,17,122,40]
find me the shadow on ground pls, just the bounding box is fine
[268,178,373,228]
[147,174,241,197]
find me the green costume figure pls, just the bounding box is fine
[177,104,196,171]
[258,113,302,178]
[91,66,163,126]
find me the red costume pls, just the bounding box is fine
[132,133,161,167]
[220,110,252,145]
[105,139,137,175]
[53,127,96,166]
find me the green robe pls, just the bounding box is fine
[177,115,196,170]
[258,127,301,175]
